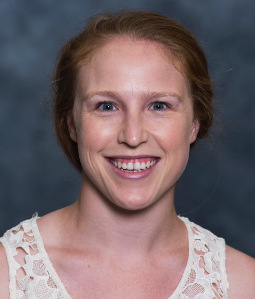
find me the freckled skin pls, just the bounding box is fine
[68,37,199,211]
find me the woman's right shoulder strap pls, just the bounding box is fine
[0,217,38,299]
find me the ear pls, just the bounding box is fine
[189,118,200,144]
[67,112,77,142]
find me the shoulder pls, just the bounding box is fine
[186,218,226,251]
[0,242,10,298]
[226,245,255,299]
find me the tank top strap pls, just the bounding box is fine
[0,215,69,299]
[174,217,229,299]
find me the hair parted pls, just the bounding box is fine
[53,10,214,172]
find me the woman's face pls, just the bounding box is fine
[69,37,199,211]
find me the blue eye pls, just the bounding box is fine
[150,102,167,110]
[98,102,116,111]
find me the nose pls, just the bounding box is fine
[117,111,149,147]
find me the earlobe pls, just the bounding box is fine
[67,113,77,142]
[190,119,200,144]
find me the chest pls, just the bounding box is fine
[55,257,186,299]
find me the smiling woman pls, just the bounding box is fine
[0,10,254,299]
[67,37,197,211]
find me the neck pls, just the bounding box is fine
[62,176,185,261]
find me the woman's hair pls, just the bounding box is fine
[53,10,213,172]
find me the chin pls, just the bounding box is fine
[110,194,157,212]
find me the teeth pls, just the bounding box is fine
[127,162,133,170]
[134,162,140,170]
[111,159,157,171]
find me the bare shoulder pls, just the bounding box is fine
[0,243,10,298]
[226,245,255,299]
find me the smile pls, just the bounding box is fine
[110,157,158,172]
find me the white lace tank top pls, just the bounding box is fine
[0,215,229,298]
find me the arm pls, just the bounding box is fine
[0,243,10,298]
[226,245,255,299]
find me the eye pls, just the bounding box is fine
[150,102,168,110]
[98,102,117,111]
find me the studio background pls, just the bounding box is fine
[0,0,254,257]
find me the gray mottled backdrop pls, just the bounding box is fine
[0,0,254,256]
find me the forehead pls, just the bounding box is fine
[83,36,183,71]
[76,37,189,98]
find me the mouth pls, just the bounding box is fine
[109,157,159,172]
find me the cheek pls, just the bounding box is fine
[153,118,193,148]
[76,117,116,151]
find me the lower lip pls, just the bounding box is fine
[106,159,159,180]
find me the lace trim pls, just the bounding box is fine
[31,215,71,298]
[220,237,229,293]
[1,234,17,299]
[168,217,194,298]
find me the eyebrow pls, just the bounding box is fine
[84,90,182,102]
[145,91,182,102]
[85,91,120,101]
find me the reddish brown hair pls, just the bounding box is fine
[53,11,213,172]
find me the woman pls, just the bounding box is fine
[0,11,254,298]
